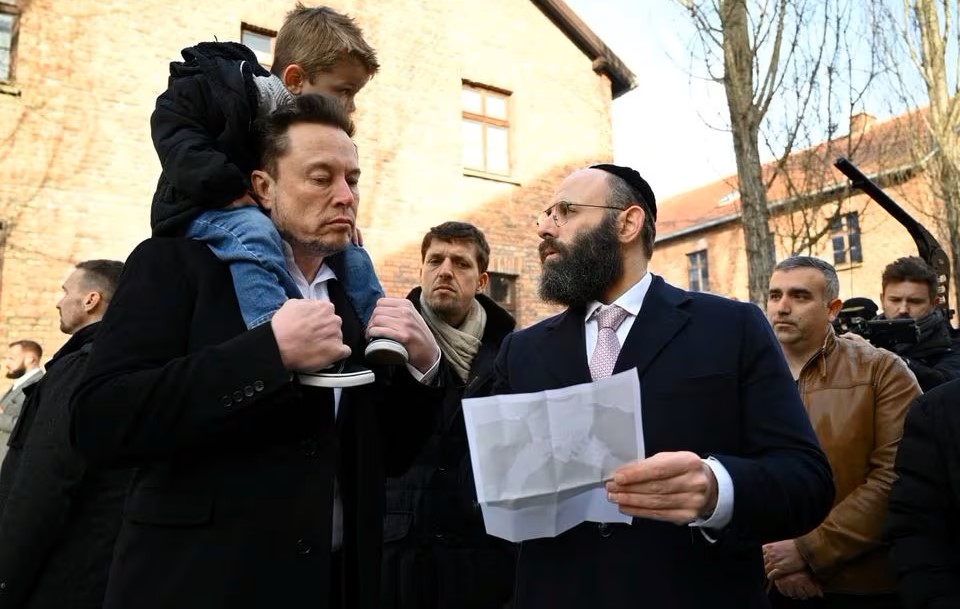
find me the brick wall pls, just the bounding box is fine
[652,173,958,309]
[0,0,616,370]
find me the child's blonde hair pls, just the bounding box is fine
[271,4,379,80]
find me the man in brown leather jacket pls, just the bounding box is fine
[764,256,921,608]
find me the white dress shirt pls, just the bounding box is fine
[583,272,734,535]
[282,245,440,550]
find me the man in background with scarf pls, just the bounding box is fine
[381,221,517,609]
[878,256,960,391]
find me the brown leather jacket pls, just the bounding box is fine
[793,329,921,594]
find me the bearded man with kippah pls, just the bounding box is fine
[488,163,835,609]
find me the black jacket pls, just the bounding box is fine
[150,42,269,236]
[492,277,833,609]
[70,238,440,609]
[894,312,960,391]
[0,322,132,609]
[885,378,960,609]
[381,288,517,609]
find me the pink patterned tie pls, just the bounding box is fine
[589,304,630,380]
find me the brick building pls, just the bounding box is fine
[651,109,958,317]
[0,0,635,362]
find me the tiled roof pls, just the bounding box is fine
[656,108,934,240]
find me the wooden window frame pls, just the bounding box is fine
[0,1,21,85]
[461,81,512,177]
[241,22,277,71]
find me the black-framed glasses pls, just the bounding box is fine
[536,201,626,228]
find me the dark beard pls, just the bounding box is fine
[5,366,25,380]
[538,214,623,308]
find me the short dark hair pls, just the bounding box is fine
[773,256,840,301]
[882,256,938,300]
[259,94,355,176]
[9,340,42,360]
[420,221,491,274]
[603,172,656,259]
[76,259,124,303]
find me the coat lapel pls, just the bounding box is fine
[614,276,691,378]
[543,307,593,387]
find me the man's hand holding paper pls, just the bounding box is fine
[604,451,719,524]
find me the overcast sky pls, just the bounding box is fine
[564,0,737,198]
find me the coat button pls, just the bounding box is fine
[244,385,255,397]
[598,523,612,538]
[301,439,319,457]
[253,380,265,392]
[296,539,312,555]
[220,396,232,407]
[232,390,244,403]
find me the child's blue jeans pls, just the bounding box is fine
[186,207,383,329]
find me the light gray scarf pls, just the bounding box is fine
[419,293,487,383]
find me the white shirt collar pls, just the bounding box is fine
[584,271,653,322]
[282,241,337,296]
[11,366,42,390]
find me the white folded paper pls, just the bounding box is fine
[462,368,644,542]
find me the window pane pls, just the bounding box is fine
[461,87,482,114]
[832,236,846,264]
[845,212,860,231]
[829,217,842,233]
[687,250,707,292]
[241,30,272,54]
[486,94,508,120]
[488,274,515,308]
[848,232,862,263]
[0,14,11,82]
[485,125,509,174]
[461,119,484,170]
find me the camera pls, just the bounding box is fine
[832,297,920,350]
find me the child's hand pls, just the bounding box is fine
[227,192,259,208]
[352,227,364,247]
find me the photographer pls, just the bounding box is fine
[878,257,960,391]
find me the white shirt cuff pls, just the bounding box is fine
[688,456,734,541]
[405,351,441,385]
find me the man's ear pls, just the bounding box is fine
[281,64,307,95]
[618,205,644,244]
[251,170,275,211]
[826,297,843,322]
[477,271,489,293]
[83,291,102,314]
